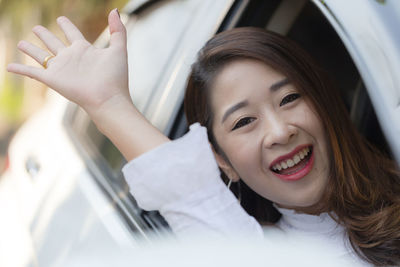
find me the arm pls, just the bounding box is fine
[7,9,168,161]
[7,10,263,238]
[91,95,169,161]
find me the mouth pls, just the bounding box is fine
[269,145,314,181]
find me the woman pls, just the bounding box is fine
[7,9,400,266]
[183,27,400,265]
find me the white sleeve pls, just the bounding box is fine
[122,123,263,238]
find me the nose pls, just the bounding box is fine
[262,115,297,148]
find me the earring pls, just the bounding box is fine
[227,179,241,204]
[227,179,232,189]
[237,181,242,204]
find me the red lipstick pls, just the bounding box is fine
[269,145,314,181]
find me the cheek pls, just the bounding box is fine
[222,137,261,177]
[297,103,328,149]
[307,111,329,159]
[301,107,330,164]
[301,102,326,138]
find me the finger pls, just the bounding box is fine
[7,63,44,81]
[17,40,52,66]
[57,16,86,43]
[32,25,65,55]
[108,8,126,48]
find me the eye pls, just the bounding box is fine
[280,93,300,106]
[232,117,256,131]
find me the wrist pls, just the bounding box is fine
[85,93,136,127]
[83,92,170,161]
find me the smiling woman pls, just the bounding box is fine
[209,59,330,209]
[184,27,400,265]
[6,8,400,267]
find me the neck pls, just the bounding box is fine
[275,201,330,216]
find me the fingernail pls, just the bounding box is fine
[115,8,120,18]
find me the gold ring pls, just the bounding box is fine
[42,55,54,69]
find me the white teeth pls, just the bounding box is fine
[287,159,294,167]
[272,146,312,172]
[281,161,288,169]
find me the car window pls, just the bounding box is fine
[62,0,398,242]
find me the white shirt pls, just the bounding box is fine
[122,123,372,266]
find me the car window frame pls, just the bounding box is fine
[311,0,400,164]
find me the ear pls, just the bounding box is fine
[211,145,240,182]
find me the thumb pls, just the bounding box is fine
[108,8,126,48]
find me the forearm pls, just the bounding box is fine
[88,94,170,161]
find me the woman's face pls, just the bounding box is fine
[210,59,330,209]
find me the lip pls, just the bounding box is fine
[269,144,311,168]
[269,144,314,182]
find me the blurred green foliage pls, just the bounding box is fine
[0,77,23,122]
[0,0,129,40]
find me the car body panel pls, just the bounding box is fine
[313,0,400,163]
[0,92,140,267]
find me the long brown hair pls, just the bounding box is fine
[184,27,400,266]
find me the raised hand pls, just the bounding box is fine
[8,8,169,160]
[7,9,129,117]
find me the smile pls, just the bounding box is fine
[269,145,314,181]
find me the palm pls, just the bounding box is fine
[45,40,128,108]
[7,10,129,114]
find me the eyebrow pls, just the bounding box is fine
[220,78,290,124]
[221,101,249,123]
[270,78,290,91]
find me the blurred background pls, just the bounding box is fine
[0,0,129,174]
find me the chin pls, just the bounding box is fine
[277,194,325,211]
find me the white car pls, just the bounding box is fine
[1,0,399,266]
